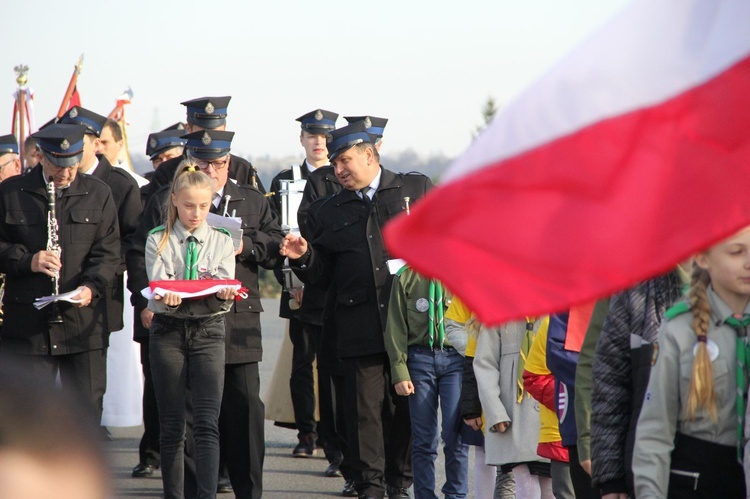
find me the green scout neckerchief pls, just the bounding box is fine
[724,314,750,463]
[517,317,537,403]
[428,280,445,349]
[184,236,199,280]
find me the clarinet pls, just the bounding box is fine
[46,177,64,324]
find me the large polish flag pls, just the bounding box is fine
[384,0,750,326]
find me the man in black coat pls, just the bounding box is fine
[0,123,120,427]
[127,129,284,498]
[282,122,432,499]
[140,96,264,207]
[59,107,142,336]
[268,109,339,463]
[295,116,388,495]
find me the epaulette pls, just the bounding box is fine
[211,226,232,238]
[403,170,428,177]
[664,301,691,320]
[149,225,165,235]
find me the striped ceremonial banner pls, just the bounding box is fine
[384,0,750,326]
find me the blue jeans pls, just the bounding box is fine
[150,314,226,499]
[407,346,469,499]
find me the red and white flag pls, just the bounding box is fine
[384,0,750,326]
[141,279,243,300]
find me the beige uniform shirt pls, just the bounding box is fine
[633,287,748,498]
[145,219,236,318]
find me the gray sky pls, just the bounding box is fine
[2,0,629,161]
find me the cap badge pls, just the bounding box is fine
[69,108,78,119]
[314,110,323,121]
[149,137,158,149]
[205,102,215,114]
[364,117,372,129]
[201,131,212,145]
[60,139,70,151]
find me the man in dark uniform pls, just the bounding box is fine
[297,116,388,496]
[144,127,187,180]
[59,106,142,339]
[140,96,264,207]
[0,134,23,332]
[268,108,339,463]
[0,134,22,183]
[282,121,431,499]
[128,129,284,498]
[0,123,120,428]
[128,124,188,478]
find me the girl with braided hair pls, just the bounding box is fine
[632,227,750,498]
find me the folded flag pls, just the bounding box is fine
[384,0,750,326]
[141,279,245,300]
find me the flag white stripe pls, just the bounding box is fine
[444,0,750,182]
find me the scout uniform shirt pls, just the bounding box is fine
[145,220,236,318]
[633,286,749,498]
[384,267,451,384]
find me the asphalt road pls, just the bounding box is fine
[106,298,472,498]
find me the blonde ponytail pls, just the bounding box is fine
[684,264,716,421]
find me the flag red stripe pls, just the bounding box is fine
[384,55,750,325]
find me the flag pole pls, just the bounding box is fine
[12,64,29,170]
[56,54,84,119]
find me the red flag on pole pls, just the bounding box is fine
[67,85,81,110]
[383,0,750,326]
[56,55,83,119]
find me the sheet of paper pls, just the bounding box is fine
[33,289,85,310]
[206,212,243,251]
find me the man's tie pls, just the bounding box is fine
[428,280,445,349]
[184,236,198,280]
[724,314,750,462]
[360,186,372,205]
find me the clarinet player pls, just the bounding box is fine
[0,123,120,429]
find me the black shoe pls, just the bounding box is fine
[131,463,155,478]
[325,460,343,477]
[216,476,233,494]
[293,434,316,457]
[342,479,358,497]
[387,485,410,498]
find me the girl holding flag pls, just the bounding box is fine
[632,227,750,498]
[145,161,237,499]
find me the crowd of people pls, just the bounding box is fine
[1,94,750,499]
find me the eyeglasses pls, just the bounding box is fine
[196,159,229,171]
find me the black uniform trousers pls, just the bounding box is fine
[11,348,108,426]
[138,340,161,467]
[220,361,265,499]
[342,353,413,498]
[319,366,353,478]
[289,317,319,439]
